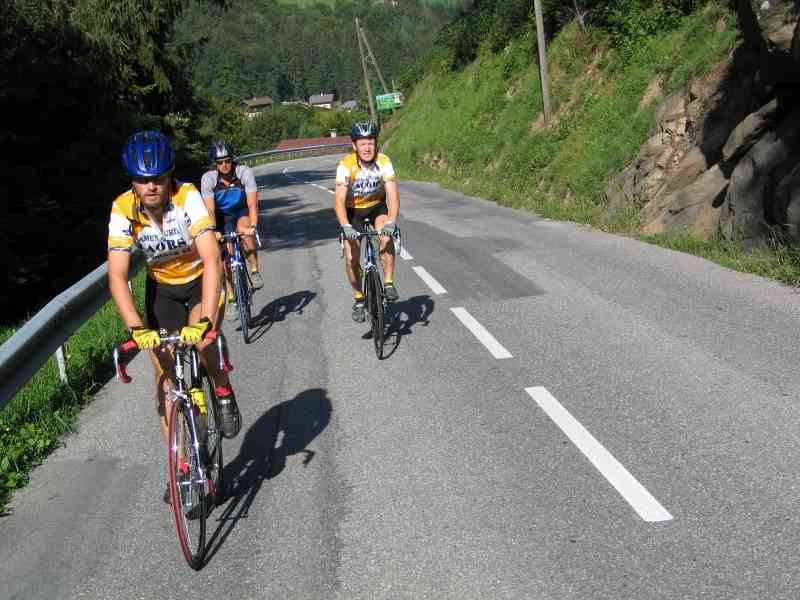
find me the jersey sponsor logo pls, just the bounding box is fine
[138,236,190,262]
[350,172,383,197]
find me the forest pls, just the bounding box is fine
[176,0,458,103]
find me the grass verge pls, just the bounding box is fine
[383,4,800,286]
[0,272,145,515]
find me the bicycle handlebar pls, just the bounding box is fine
[219,229,262,250]
[337,223,401,256]
[113,329,233,384]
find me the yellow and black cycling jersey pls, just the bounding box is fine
[108,181,215,285]
[335,152,396,210]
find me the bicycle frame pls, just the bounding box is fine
[221,230,262,283]
[337,221,402,280]
[114,334,230,466]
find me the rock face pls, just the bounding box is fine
[605,0,800,242]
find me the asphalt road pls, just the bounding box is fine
[3,153,800,599]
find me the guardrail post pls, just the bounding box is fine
[55,345,68,385]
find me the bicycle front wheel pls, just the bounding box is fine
[367,269,385,359]
[235,267,252,343]
[168,399,207,570]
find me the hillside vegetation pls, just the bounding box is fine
[387,0,737,228]
[175,0,458,103]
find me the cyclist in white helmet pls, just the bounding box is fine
[201,140,263,318]
[334,121,400,322]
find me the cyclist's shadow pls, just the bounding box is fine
[248,290,316,343]
[204,387,332,564]
[380,295,435,359]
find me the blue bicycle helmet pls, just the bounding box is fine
[121,131,175,177]
[210,140,234,162]
[350,121,379,141]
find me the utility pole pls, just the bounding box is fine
[533,0,552,125]
[358,22,390,94]
[355,17,377,122]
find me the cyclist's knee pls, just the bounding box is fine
[380,238,395,254]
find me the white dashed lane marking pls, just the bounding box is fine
[413,266,447,295]
[525,386,673,523]
[313,183,333,194]
[449,307,512,359]
[399,246,413,260]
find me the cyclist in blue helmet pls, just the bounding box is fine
[201,140,263,317]
[109,131,242,503]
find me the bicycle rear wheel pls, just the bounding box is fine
[199,367,224,506]
[235,267,252,343]
[367,269,385,359]
[168,399,207,570]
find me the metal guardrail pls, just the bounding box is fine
[0,254,144,408]
[237,142,351,166]
[0,142,350,409]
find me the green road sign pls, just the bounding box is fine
[376,92,404,111]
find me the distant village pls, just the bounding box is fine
[240,92,359,119]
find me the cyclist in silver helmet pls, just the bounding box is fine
[334,121,401,322]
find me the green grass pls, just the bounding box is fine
[278,0,458,6]
[0,272,146,514]
[382,3,800,285]
[640,233,800,287]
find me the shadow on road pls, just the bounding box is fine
[263,206,340,251]
[363,295,434,360]
[248,290,317,343]
[203,387,332,565]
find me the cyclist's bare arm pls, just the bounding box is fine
[201,194,216,222]
[108,250,144,329]
[195,230,223,325]
[385,179,400,222]
[246,190,258,231]
[334,183,350,226]
[202,195,223,241]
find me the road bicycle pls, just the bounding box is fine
[113,330,233,570]
[220,230,262,344]
[341,220,401,359]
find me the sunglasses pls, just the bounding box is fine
[132,174,170,185]
[216,158,233,166]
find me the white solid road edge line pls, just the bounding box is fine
[413,266,447,295]
[450,307,513,359]
[525,387,673,523]
[399,246,414,261]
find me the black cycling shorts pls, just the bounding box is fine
[215,204,249,234]
[145,276,203,334]
[347,201,388,230]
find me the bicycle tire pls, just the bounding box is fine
[368,268,385,358]
[199,367,224,506]
[168,399,207,570]
[235,266,251,343]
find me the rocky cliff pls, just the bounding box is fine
[606,0,800,243]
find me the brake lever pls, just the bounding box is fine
[113,339,138,383]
